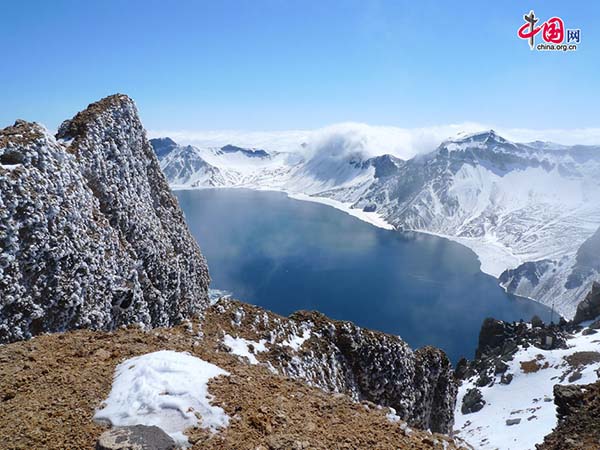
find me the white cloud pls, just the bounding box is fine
[499,127,600,146]
[148,128,310,153]
[149,123,600,160]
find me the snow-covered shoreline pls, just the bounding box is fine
[172,185,519,279]
[172,184,394,230]
[416,232,522,278]
[288,192,523,278]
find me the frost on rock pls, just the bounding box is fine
[94,350,229,446]
[213,301,457,434]
[0,95,210,343]
[281,328,311,351]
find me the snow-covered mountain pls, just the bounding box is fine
[151,131,600,319]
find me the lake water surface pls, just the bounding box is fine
[176,188,551,362]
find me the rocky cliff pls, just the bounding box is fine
[0,95,210,343]
[205,299,457,433]
[536,381,600,449]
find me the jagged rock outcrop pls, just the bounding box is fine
[0,95,210,343]
[459,317,570,384]
[573,281,600,324]
[537,381,600,449]
[206,300,457,433]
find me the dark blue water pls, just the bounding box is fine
[176,188,551,362]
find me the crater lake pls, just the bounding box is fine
[175,188,552,362]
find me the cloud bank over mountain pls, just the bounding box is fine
[149,123,600,161]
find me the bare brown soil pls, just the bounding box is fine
[564,351,600,368]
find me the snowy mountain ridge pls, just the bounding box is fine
[151,131,600,319]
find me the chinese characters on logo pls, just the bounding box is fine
[517,10,580,51]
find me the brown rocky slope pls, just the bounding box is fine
[0,300,470,450]
[536,377,600,449]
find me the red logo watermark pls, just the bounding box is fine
[517,10,580,51]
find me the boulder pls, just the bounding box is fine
[96,425,176,450]
[494,360,509,374]
[573,282,600,325]
[476,318,506,358]
[475,371,492,387]
[554,384,586,421]
[461,388,485,414]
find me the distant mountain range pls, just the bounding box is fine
[151,131,600,319]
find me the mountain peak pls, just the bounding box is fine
[150,137,179,159]
[56,93,138,141]
[152,136,177,146]
[220,144,269,158]
[436,130,513,156]
[452,129,506,144]
[0,119,48,151]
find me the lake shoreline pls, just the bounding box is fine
[171,185,521,279]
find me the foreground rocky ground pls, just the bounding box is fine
[537,381,600,449]
[0,300,469,450]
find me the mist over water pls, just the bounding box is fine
[176,188,552,363]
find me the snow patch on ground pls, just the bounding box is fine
[454,329,600,449]
[223,334,268,364]
[281,328,312,351]
[386,407,401,423]
[94,350,229,446]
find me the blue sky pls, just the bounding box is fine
[1,0,598,131]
